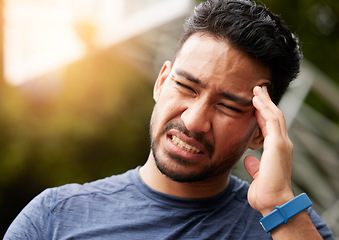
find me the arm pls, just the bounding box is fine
[244,86,323,239]
[3,189,53,240]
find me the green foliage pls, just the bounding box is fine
[257,0,339,124]
[2,0,338,236]
[0,47,154,235]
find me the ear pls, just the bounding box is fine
[248,126,264,150]
[154,61,172,102]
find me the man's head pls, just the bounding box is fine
[176,0,302,104]
[148,0,300,184]
[150,33,270,183]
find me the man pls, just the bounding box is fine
[4,0,334,239]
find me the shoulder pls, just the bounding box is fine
[4,168,139,239]
[307,208,335,239]
[226,176,264,222]
[229,175,250,202]
[50,168,137,207]
[220,175,261,218]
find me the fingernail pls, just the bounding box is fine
[262,86,268,94]
[253,86,261,93]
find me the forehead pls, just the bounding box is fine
[173,33,271,92]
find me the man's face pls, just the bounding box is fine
[150,33,271,183]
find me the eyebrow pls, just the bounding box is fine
[219,91,253,107]
[174,69,253,107]
[175,69,207,87]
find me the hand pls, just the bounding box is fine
[244,86,295,216]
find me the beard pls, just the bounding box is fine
[149,107,253,183]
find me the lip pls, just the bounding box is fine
[165,129,207,160]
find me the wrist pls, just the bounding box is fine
[259,193,312,233]
[260,192,295,217]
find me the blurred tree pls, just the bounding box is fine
[1,0,338,237]
[0,42,154,236]
[259,0,339,123]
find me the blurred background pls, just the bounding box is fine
[0,0,338,237]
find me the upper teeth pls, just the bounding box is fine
[171,136,200,154]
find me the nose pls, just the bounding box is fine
[181,102,211,133]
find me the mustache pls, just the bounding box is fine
[161,120,214,156]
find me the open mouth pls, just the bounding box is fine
[171,135,202,154]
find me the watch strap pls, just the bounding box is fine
[259,193,312,232]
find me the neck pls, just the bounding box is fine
[139,153,230,199]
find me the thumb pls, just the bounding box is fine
[244,155,260,179]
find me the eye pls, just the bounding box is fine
[175,81,197,94]
[217,103,242,113]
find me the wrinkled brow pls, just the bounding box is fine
[175,69,207,87]
[175,69,253,107]
[219,91,253,107]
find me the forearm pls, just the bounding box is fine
[269,210,322,240]
[249,86,326,239]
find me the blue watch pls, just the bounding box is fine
[259,193,312,233]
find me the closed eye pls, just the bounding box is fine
[218,103,243,113]
[175,81,197,94]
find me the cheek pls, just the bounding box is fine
[151,96,182,135]
[158,88,187,115]
[213,115,257,146]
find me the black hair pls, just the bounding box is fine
[175,0,302,104]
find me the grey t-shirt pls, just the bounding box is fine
[4,167,334,239]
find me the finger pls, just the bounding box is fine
[252,86,287,138]
[244,155,260,180]
[254,86,287,133]
[252,87,294,167]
